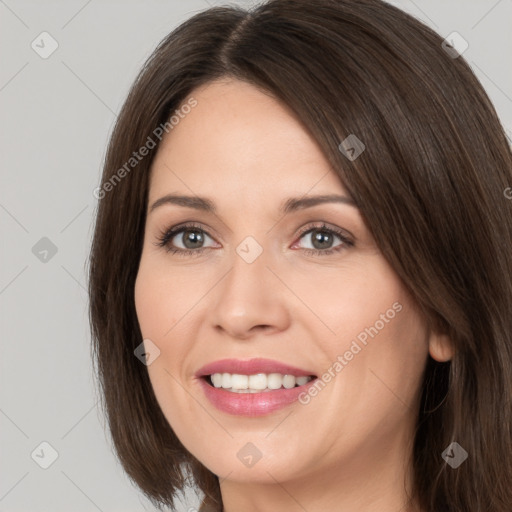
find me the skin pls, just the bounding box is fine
[134,78,453,512]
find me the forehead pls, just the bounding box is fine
[149,79,348,203]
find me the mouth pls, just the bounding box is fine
[195,359,319,416]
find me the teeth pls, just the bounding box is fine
[249,373,267,390]
[296,376,311,386]
[209,372,314,392]
[231,374,248,389]
[211,373,223,388]
[283,375,296,389]
[221,373,232,388]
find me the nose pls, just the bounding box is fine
[210,246,291,340]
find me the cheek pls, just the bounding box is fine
[135,259,157,335]
[333,302,428,435]
[134,266,195,434]
[302,256,429,413]
[134,257,184,339]
[134,257,197,392]
[289,254,415,345]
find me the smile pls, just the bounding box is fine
[207,372,314,392]
[195,358,318,416]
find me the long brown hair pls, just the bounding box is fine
[88,0,512,510]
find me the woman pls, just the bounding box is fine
[88,0,512,511]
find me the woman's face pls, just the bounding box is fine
[134,78,438,487]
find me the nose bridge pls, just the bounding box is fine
[224,233,272,303]
[211,233,290,338]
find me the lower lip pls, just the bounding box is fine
[197,377,317,416]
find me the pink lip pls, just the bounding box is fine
[195,358,318,417]
[195,358,316,378]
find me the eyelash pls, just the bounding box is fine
[154,222,354,258]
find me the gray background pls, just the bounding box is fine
[1,1,511,511]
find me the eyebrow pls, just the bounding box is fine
[149,193,356,215]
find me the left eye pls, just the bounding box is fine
[295,226,346,252]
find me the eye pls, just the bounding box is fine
[154,222,217,257]
[293,223,354,256]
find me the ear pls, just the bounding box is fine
[428,330,454,362]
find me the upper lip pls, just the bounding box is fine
[195,358,317,378]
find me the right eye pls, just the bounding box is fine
[155,222,217,256]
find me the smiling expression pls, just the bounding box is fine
[134,78,439,487]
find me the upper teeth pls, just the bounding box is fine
[210,372,313,392]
